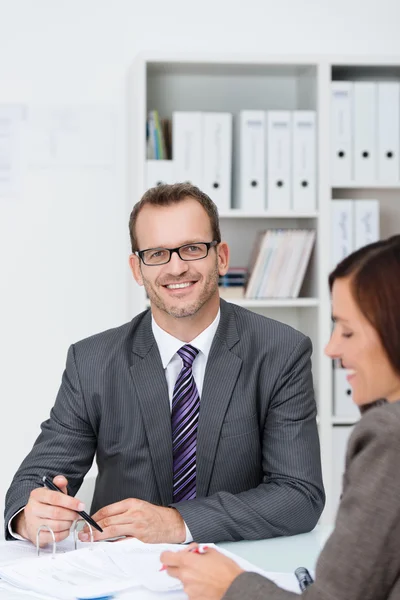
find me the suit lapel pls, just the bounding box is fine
[196,301,242,497]
[129,312,173,505]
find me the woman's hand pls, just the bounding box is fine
[160,544,244,600]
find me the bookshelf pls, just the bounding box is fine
[128,53,400,525]
[329,58,400,523]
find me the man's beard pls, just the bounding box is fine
[142,262,220,319]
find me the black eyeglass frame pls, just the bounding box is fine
[135,240,219,266]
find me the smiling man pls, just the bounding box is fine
[4,183,324,546]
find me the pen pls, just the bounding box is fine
[159,545,209,571]
[294,567,314,592]
[42,476,103,534]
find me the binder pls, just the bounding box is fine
[239,110,266,211]
[333,365,359,418]
[245,231,272,298]
[258,229,287,297]
[36,519,94,556]
[267,111,291,212]
[202,112,232,211]
[353,82,377,183]
[292,111,316,212]
[172,111,203,187]
[275,230,304,298]
[290,230,316,298]
[331,81,353,184]
[146,159,175,189]
[377,82,400,183]
[331,200,353,268]
[354,199,380,250]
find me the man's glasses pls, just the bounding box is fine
[136,241,218,266]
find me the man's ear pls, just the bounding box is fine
[129,254,144,286]
[217,242,230,276]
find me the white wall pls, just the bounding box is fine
[1,0,400,524]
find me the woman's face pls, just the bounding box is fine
[325,276,400,406]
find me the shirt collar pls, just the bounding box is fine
[151,309,220,369]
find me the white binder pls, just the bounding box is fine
[333,366,359,418]
[292,111,316,212]
[146,160,175,189]
[354,199,380,250]
[377,82,400,183]
[331,81,353,184]
[332,426,355,518]
[202,112,232,211]
[239,110,266,211]
[353,82,377,184]
[267,111,291,212]
[172,111,203,187]
[331,200,353,269]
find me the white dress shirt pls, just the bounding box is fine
[9,309,220,543]
[151,309,220,542]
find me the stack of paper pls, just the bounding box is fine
[0,538,305,599]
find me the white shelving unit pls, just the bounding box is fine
[128,53,400,525]
[331,416,359,426]
[329,57,400,522]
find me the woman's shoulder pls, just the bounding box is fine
[359,399,400,429]
[349,400,400,455]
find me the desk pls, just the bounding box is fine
[218,525,333,572]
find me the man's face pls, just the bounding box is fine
[130,198,229,319]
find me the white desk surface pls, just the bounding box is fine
[218,525,333,573]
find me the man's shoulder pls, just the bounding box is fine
[225,301,308,345]
[72,309,150,357]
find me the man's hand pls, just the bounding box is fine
[160,544,244,600]
[78,498,186,543]
[13,475,85,547]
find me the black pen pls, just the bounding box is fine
[42,476,103,533]
[295,567,314,592]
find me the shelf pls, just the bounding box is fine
[219,210,318,219]
[331,416,359,426]
[145,53,319,75]
[227,298,319,308]
[144,298,318,309]
[332,183,400,190]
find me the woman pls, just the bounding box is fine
[161,234,400,600]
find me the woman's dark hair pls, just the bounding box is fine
[329,235,400,377]
[129,182,221,252]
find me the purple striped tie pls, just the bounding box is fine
[172,344,200,503]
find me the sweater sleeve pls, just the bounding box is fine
[224,405,400,600]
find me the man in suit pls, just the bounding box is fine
[4,182,324,546]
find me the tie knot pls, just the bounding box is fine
[177,344,199,368]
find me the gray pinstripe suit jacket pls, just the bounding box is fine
[4,300,324,542]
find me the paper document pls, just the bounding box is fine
[0,539,184,599]
[0,579,51,600]
[0,537,309,598]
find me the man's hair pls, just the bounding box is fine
[129,182,221,252]
[329,234,400,377]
